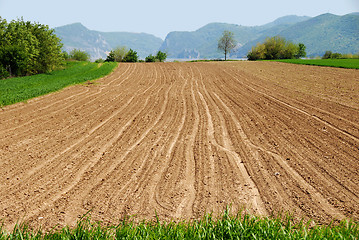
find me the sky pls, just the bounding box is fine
[1,0,358,39]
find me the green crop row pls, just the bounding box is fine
[0,61,117,107]
[1,210,358,239]
[274,59,359,69]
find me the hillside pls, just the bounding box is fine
[55,13,358,60]
[160,15,311,59]
[55,23,163,60]
[160,13,359,59]
[277,13,359,56]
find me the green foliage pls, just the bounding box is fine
[322,51,345,59]
[0,61,117,106]
[105,51,115,62]
[156,51,167,62]
[145,54,156,62]
[274,58,359,69]
[295,43,307,58]
[218,30,237,60]
[69,49,90,61]
[62,51,70,60]
[123,49,138,62]
[105,46,130,62]
[247,36,305,60]
[1,210,358,239]
[145,51,167,62]
[322,51,333,59]
[111,46,129,62]
[0,17,63,78]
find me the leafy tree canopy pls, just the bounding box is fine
[156,51,167,62]
[0,17,64,78]
[247,36,306,60]
[218,30,237,60]
[69,49,90,61]
[123,49,138,62]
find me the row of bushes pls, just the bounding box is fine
[247,36,306,60]
[322,51,359,59]
[101,46,167,63]
[0,16,167,79]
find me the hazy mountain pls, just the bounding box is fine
[276,13,359,56]
[55,13,358,60]
[160,23,262,59]
[160,15,311,59]
[160,13,359,59]
[55,23,163,60]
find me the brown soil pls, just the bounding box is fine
[0,62,358,230]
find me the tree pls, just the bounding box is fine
[112,46,128,62]
[322,51,332,59]
[123,49,138,62]
[295,43,306,59]
[145,54,156,62]
[0,17,63,78]
[247,43,266,61]
[247,36,304,60]
[105,51,115,62]
[69,49,90,61]
[218,30,236,60]
[156,51,167,62]
[145,51,167,62]
[105,46,129,62]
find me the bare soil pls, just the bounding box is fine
[0,62,358,230]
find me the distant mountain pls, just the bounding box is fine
[55,13,359,60]
[160,13,359,59]
[160,23,261,59]
[275,13,359,56]
[160,15,311,59]
[260,15,311,29]
[55,23,163,60]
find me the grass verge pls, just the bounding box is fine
[274,59,359,69]
[0,210,358,239]
[0,61,118,107]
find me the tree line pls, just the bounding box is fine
[0,18,167,79]
[0,17,63,79]
[217,31,306,60]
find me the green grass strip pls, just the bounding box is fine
[0,61,118,107]
[1,210,358,239]
[273,59,359,69]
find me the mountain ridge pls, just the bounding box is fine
[55,13,359,60]
[55,23,163,60]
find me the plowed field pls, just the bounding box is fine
[1,62,358,230]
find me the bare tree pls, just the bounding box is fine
[218,30,236,60]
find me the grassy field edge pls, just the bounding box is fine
[273,59,359,69]
[0,61,118,107]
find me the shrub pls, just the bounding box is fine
[295,43,306,59]
[0,65,10,79]
[69,49,90,61]
[322,51,333,59]
[123,49,138,62]
[105,51,115,62]
[156,51,167,62]
[0,17,64,77]
[145,54,156,62]
[331,52,342,59]
[145,51,167,63]
[112,46,128,62]
[247,36,305,60]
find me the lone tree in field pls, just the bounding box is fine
[218,30,237,60]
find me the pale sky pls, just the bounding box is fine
[1,0,358,39]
